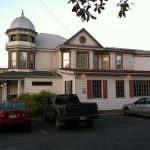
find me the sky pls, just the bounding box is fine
[0,0,150,67]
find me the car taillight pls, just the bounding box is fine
[0,113,5,118]
[21,111,30,118]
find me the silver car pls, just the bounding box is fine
[122,98,150,116]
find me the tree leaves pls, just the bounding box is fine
[68,0,133,22]
[117,0,131,18]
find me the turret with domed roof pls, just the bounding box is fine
[6,11,38,71]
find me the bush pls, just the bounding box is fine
[18,91,55,117]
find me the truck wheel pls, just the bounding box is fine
[55,115,64,130]
[85,120,94,127]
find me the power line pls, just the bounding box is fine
[38,0,72,35]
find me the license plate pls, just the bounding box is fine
[9,114,17,119]
[80,116,86,120]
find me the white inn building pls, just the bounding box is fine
[1,11,150,110]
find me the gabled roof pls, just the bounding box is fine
[0,71,61,79]
[63,28,103,48]
[35,33,67,50]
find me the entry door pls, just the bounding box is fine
[65,80,72,94]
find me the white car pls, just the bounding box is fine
[122,98,150,116]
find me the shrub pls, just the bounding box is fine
[18,91,55,117]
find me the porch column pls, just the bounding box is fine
[17,80,21,96]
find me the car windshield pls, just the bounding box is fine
[0,103,26,111]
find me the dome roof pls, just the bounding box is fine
[9,11,35,31]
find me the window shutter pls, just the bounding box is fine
[129,80,134,97]
[103,80,107,98]
[87,80,92,99]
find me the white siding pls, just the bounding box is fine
[35,51,52,71]
[123,54,133,70]
[24,78,63,94]
[75,75,149,110]
[134,56,150,71]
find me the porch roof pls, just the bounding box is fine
[0,71,61,79]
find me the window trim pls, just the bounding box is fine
[10,51,17,68]
[62,51,70,68]
[19,51,27,68]
[116,54,123,70]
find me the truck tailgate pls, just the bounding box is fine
[65,103,98,117]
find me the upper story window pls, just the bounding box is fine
[10,52,17,68]
[20,52,27,68]
[63,52,70,68]
[93,52,99,69]
[11,35,17,41]
[102,54,110,70]
[20,34,28,41]
[29,36,35,43]
[30,52,35,69]
[76,51,89,69]
[116,54,123,70]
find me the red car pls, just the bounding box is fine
[0,101,31,130]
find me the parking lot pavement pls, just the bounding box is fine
[0,115,150,150]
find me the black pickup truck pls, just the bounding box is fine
[42,94,99,129]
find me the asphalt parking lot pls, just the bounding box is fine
[0,114,150,150]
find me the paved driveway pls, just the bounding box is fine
[0,114,150,150]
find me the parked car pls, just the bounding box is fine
[42,94,99,129]
[0,101,31,130]
[122,97,150,116]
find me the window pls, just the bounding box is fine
[11,35,17,41]
[76,52,89,68]
[116,54,123,70]
[63,52,70,68]
[134,80,150,96]
[102,54,110,70]
[30,36,34,43]
[92,80,102,98]
[116,80,125,97]
[79,36,86,44]
[20,34,28,41]
[32,82,52,86]
[93,52,99,69]
[30,53,34,69]
[20,52,27,68]
[10,52,16,68]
